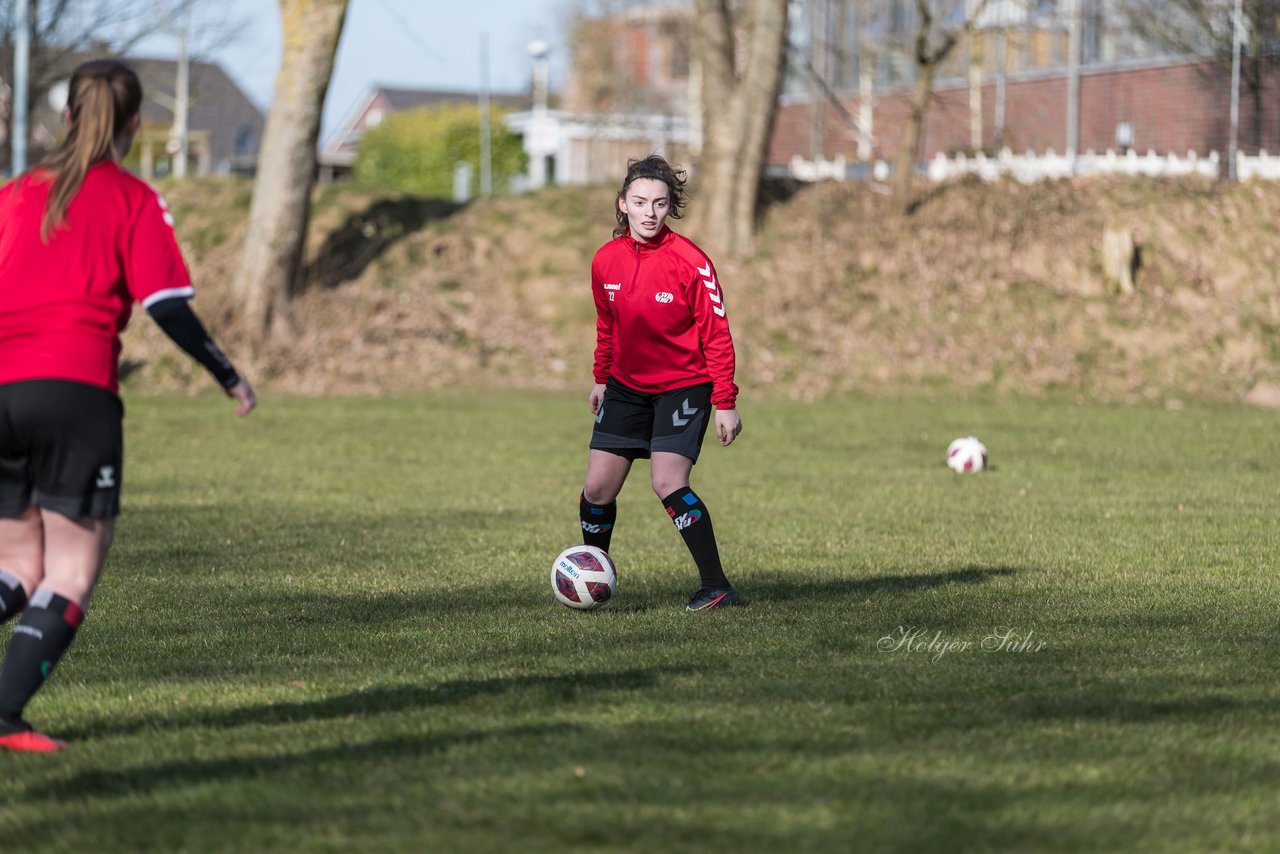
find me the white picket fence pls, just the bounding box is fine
[788,150,1280,183]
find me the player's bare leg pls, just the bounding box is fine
[0,509,113,752]
[580,449,632,552]
[0,506,43,619]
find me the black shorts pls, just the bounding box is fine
[0,380,124,519]
[590,378,713,463]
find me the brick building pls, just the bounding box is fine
[534,0,1277,183]
[777,0,1280,168]
[508,3,697,188]
[774,54,1280,167]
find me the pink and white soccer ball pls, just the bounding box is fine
[551,545,618,610]
[946,436,988,473]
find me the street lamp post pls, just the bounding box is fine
[527,40,551,189]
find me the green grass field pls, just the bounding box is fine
[2,392,1278,851]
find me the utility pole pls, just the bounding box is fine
[994,5,1007,152]
[809,0,827,161]
[170,12,191,179]
[479,32,492,196]
[13,0,31,173]
[1066,0,1082,173]
[1228,0,1243,182]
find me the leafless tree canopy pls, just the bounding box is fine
[1115,0,1280,149]
[1116,0,1280,59]
[1,0,248,167]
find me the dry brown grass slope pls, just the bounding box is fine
[121,175,1280,405]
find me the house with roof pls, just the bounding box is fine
[320,85,529,180]
[128,56,265,177]
[1,51,263,178]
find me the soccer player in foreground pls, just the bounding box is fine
[578,155,743,611]
[0,59,255,752]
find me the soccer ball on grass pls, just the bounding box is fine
[946,436,988,473]
[551,545,618,610]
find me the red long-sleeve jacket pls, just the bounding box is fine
[591,226,738,408]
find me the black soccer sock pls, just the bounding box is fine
[579,493,617,552]
[0,589,84,721]
[662,487,730,590]
[0,571,28,625]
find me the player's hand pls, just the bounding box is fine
[226,378,257,417]
[589,383,607,415]
[715,408,742,447]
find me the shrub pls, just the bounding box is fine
[354,103,528,199]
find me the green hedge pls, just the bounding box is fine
[354,103,528,198]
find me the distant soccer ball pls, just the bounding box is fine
[947,436,988,473]
[551,545,618,610]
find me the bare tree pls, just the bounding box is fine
[689,0,790,255]
[1118,0,1280,152]
[232,0,348,344]
[0,0,243,170]
[891,0,991,214]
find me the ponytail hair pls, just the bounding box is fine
[38,59,142,242]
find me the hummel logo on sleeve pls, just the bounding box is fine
[696,262,726,317]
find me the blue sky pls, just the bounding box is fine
[134,0,573,141]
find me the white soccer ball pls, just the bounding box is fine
[551,545,618,610]
[946,436,988,473]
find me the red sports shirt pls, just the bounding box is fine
[0,162,194,393]
[591,226,738,408]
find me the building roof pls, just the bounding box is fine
[378,85,527,112]
[0,50,264,172]
[127,55,265,169]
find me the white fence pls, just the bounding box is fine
[788,150,1280,183]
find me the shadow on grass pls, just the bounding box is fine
[22,723,565,803]
[740,565,1019,605]
[1009,688,1280,724]
[67,665,692,740]
[600,565,1023,615]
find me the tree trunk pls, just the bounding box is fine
[969,31,983,152]
[233,0,349,344]
[892,68,935,214]
[689,0,789,256]
[891,0,989,215]
[1249,35,1263,152]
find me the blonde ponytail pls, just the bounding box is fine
[38,60,142,242]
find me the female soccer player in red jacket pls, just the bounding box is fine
[578,155,743,611]
[0,59,255,752]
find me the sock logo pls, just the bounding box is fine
[581,521,613,534]
[13,625,42,640]
[96,465,116,488]
[40,660,54,678]
[672,509,702,531]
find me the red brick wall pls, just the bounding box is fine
[771,57,1280,168]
